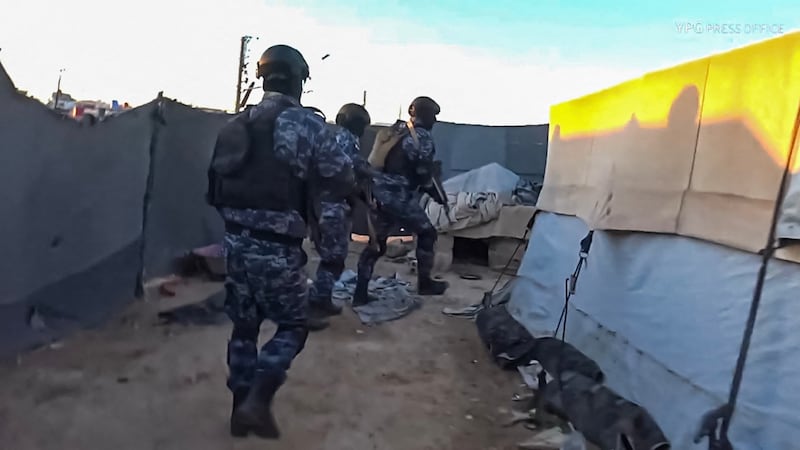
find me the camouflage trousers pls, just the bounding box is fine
[310,201,350,305]
[223,233,309,393]
[356,186,437,282]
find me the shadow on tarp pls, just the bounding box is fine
[524,80,800,448]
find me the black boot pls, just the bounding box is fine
[230,387,249,437]
[418,276,449,295]
[352,276,372,307]
[306,315,330,332]
[309,296,342,318]
[233,370,284,439]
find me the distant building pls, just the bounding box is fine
[47,91,76,113]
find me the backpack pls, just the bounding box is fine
[368,120,420,168]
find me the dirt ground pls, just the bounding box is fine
[0,242,535,450]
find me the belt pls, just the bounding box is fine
[225,222,304,246]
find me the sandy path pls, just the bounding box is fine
[0,243,532,450]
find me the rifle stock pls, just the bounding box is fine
[350,181,380,252]
[430,166,452,223]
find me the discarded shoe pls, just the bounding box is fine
[418,276,448,295]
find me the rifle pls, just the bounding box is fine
[307,191,378,253]
[407,122,452,223]
[349,179,380,252]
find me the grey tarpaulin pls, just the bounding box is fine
[431,122,548,184]
[331,270,421,325]
[508,211,800,449]
[0,62,152,356]
[439,162,542,205]
[142,100,229,278]
[442,162,521,200]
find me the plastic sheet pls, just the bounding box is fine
[508,212,800,450]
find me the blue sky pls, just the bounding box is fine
[291,0,798,63]
[0,0,797,125]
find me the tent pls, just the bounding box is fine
[506,32,800,449]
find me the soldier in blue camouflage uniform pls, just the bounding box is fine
[354,96,449,306]
[308,103,373,318]
[206,44,352,440]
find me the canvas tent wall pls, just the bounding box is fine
[0,61,228,358]
[509,32,800,449]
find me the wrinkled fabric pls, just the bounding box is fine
[223,233,309,391]
[220,91,337,239]
[513,178,542,206]
[333,270,421,324]
[310,201,350,305]
[421,191,504,232]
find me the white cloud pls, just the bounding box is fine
[0,0,643,125]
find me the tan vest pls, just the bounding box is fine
[368,120,420,168]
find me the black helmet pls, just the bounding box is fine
[408,96,440,117]
[336,103,371,127]
[336,103,371,138]
[256,44,310,81]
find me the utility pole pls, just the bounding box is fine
[362,90,367,107]
[235,36,253,113]
[53,68,65,110]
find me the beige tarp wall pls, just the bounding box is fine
[537,32,800,262]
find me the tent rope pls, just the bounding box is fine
[482,212,537,303]
[695,99,800,450]
[552,231,593,393]
[553,231,593,338]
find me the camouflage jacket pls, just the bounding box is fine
[220,92,348,239]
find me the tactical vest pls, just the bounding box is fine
[369,120,413,177]
[383,141,410,176]
[206,100,305,214]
